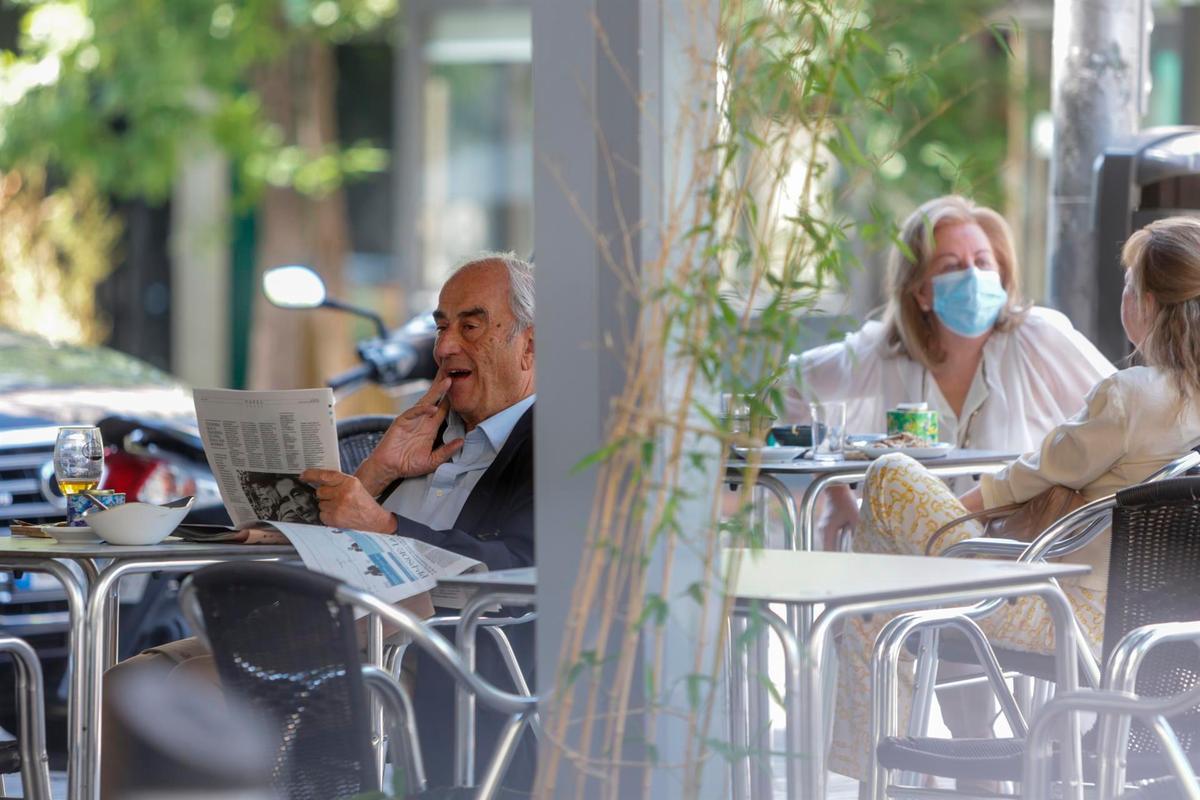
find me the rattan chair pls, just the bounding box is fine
[180,561,537,800]
[869,476,1200,799]
[337,414,395,475]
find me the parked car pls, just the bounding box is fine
[0,327,221,750]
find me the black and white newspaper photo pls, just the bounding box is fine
[192,388,340,528]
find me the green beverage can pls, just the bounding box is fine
[886,402,939,445]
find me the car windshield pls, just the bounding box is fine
[0,329,176,392]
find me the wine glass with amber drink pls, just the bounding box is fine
[53,426,104,497]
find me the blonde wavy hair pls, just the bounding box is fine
[881,195,1026,367]
[1121,216,1200,400]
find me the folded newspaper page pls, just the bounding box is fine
[193,388,339,529]
[270,522,484,609]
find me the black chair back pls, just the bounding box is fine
[1104,477,1200,761]
[191,562,377,800]
[338,415,394,475]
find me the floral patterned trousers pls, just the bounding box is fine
[827,453,1106,780]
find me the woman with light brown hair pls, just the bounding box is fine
[829,215,1200,786]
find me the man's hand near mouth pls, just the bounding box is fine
[352,375,465,496]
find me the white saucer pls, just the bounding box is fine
[40,525,102,545]
[731,446,806,463]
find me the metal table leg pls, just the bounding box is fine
[757,607,801,800]
[83,554,287,800]
[0,559,86,800]
[368,613,385,786]
[747,608,773,798]
[726,615,751,800]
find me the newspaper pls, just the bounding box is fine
[193,388,339,529]
[270,521,484,609]
[191,388,486,606]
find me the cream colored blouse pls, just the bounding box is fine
[787,307,1115,453]
[981,366,1200,591]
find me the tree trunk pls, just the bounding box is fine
[248,40,357,403]
[1047,0,1150,338]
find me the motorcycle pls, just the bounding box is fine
[260,264,439,397]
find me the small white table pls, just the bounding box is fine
[724,548,1088,800]
[0,536,295,800]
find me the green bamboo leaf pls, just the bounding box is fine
[685,673,713,710]
[637,594,669,627]
[571,436,629,473]
[986,21,1016,60]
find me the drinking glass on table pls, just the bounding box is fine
[809,401,846,462]
[53,426,104,496]
[721,392,756,435]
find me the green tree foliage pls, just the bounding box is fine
[0,166,120,343]
[0,0,396,202]
[845,0,1013,209]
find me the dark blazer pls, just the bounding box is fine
[387,405,534,572]
[388,404,535,791]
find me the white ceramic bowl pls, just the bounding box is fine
[86,497,195,546]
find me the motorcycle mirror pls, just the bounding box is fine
[262,265,327,309]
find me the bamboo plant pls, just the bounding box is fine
[535,0,1014,797]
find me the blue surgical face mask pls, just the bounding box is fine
[930,267,1007,338]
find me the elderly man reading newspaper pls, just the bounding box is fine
[101,254,537,795]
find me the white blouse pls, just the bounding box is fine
[786,307,1115,454]
[981,366,1200,591]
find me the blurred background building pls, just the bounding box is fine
[0,0,1196,410]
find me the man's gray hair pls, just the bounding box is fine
[450,251,535,335]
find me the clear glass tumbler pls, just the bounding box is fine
[809,401,846,462]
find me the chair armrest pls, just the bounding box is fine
[940,505,1112,564]
[871,608,1027,740]
[427,612,536,630]
[940,537,1030,559]
[336,584,537,717]
[1028,452,1200,564]
[946,450,1200,567]
[1106,620,1200,693]
[0,635,50,800]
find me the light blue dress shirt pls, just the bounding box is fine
[382,394,535,529]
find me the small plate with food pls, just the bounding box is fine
[849,432,953,459]
[731,446,807,463]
